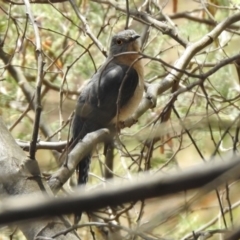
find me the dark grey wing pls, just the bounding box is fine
[72,62,139,141]
[98,63,139,116]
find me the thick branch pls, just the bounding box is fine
[125,11,240,126]
[0,117,79,239]
[48,129,110,192]
[0,153,240,225]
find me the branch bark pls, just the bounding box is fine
[124,11,240,127]
[0,117,79,239]
[0,145,239,225]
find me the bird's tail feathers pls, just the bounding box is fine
[78,155,91,185]
[74,155,91,223]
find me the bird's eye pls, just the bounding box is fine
[116,39,123,45]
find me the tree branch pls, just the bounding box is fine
[0,117,79,239]
[0,151,240,225]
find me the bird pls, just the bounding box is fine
[71,29,144,221]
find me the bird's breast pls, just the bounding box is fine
[111,62,144,123]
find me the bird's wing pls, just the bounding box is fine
[72,62,139,140]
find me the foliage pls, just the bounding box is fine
[1,0,240,239]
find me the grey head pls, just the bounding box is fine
[109,29,141,56]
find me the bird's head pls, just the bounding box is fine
[109,29,141,58]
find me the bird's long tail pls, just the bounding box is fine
[74,154,91,223]
[78,155,91,185]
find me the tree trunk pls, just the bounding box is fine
[0,117,79,240]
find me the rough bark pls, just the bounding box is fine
[0,117,79,240]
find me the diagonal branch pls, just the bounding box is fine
[124,11,240,127]
[0,153,240,225]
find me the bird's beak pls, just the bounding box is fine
[131,34,140,41]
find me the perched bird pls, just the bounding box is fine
[71,29,144,220]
